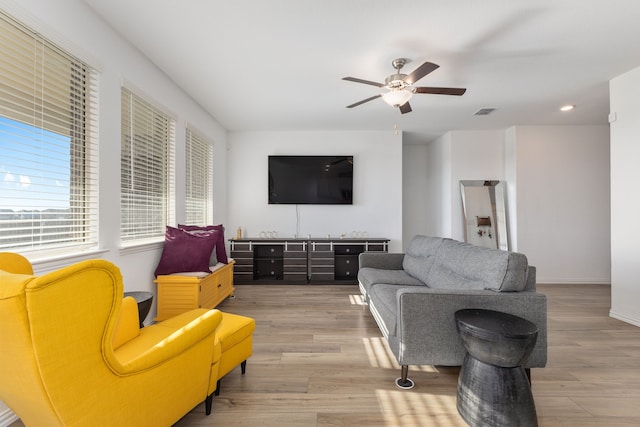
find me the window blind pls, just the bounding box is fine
[0,11,99,254]
[184,126,213,225]
[120,87,175,244]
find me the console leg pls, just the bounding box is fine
[395,365,415,390]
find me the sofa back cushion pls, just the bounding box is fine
[425,239,528,292]
[402,236,446,285]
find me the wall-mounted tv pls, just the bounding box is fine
[268,155,353,205]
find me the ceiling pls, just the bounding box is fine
[83,0,640,143]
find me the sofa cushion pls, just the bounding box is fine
[358,267,425,297]
[500,253,529,292]
[426,239,528,292]
[367,283,431,337]
[402,235,446,284]
[367,284,398,338]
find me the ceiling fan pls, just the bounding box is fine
[343,58,466,114]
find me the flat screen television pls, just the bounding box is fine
[268,155,353,205]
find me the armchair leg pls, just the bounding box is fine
[205,393,214,415]
[395,365,415,390]
[215,362,247,398]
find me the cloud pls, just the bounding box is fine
[4,172,15,183]
[19,175,31,188]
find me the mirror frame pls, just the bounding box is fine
[460,180,509,251]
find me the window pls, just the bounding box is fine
[0,12,98,254]
[120,87,175,245]
[185,126,213,225]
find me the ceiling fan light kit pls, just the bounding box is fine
[343,58,466,114]
[382,88,413,107]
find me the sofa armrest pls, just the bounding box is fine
[359,252,405,270]
[110,308,223,373]
[394,288,547,367]
[524,266,537,291]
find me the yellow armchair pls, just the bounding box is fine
[0,253,222,427]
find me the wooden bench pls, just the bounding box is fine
[155,260,235,321]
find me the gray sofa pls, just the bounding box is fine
[358,235,547,388]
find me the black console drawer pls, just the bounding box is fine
[254,258,283,279]
[255,245,283,257]
[335,255,358,280]
[334,245,362,255]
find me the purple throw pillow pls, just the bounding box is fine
[154,226,218,276]
[178,224,228,264]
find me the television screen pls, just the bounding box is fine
[268,155,353,204]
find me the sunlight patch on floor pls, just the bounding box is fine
[376,389,463,427]
[411,365,441,373]
[363,336,398,369]
[362,337,443,374]
[349,294,367,305]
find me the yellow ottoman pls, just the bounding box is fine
[215,312,256,395]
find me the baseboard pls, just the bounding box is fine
[536,280,611,285]
[609,310,640,327]
[0,408,18,427]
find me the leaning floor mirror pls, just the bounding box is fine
[460,180,509,250]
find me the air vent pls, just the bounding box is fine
[474,108,496,116]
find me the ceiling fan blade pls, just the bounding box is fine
[342,77,384,87]
[346,94,382,108]
[399,102,412,114]
[414,87,467,96]
[404,61,439,85]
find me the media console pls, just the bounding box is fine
[229,237,389,284]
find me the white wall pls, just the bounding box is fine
[609,66,640,326]
[0,0,228,422]
[423,126,610,285]
[449,130,506,241]
[511,125,610,284]
[425,130,505,240]
[403,144,429,247]
[227,131,403,252]
[425,132,452,238]
[505,127,519,250]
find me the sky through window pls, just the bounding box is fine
[0,116,71,211]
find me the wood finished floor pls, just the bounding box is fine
[174,283,640,427]
[10,283,640,426]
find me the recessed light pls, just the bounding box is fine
[560,105,575,112]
